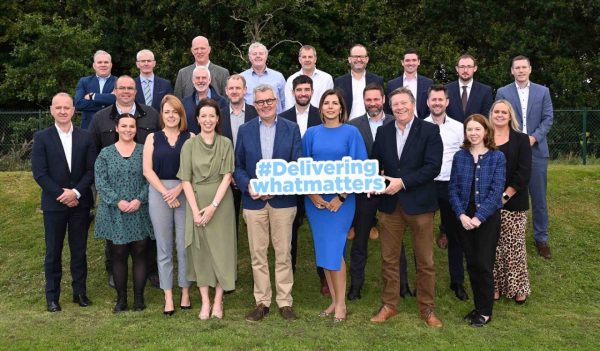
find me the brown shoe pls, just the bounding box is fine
[279,306,298,321]
[347,227,356,240]
[436,233,448,249]
[370,305,397,323]
[369,227,379,240]
[535,241,552,259]
[423,311,443,328]
[245,303,269,322]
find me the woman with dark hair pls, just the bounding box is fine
[95,113,154,312]
[178,99,236,320]
[143,95,193,315]
[490,100,532,304]
[302,89,368,322]
[449,114,505,327]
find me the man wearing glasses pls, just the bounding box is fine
[445,54,493,123]
[134,49,173,113]
[334,44,384,120]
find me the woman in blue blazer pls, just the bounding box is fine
[449,114,505,327]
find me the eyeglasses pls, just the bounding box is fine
[116,86,136,91]
[255,98,277,107]
[349,55,368,59]
[457,65,475,70]
[136,59,155,64]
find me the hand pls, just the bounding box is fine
[65,198,79,208]
[259,195,273,201]
[117,200,131,212]
[84,93,91,100]
[470,217,481,228]
[126,199,141,213]
[529,135,536,146]
[459,214,474,230]
[381,176,404,195]
[309,194,328,210]
[198,205,216,226]
[56,188,77,204]
[248,183,261,200]
[162,187,182,203]
[193,211,202,226]
[326,196,343,212]
[167,198,181,209]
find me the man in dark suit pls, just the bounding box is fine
[32,93,97,312]
[74,50,117,129]
[445,54,494,123]
[384,49,433,119]
[334,44,384,119]
[89,75,161,288]
[496,55,554,259]
[134,49,173,112]
[234,84,302,322]
[346,83,394,301]
[221,74,258,235]
[279,75,321,279]
[174,36,230,97]
[182,66,227,134]
[370,87,443,328]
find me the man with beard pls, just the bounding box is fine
[182,66,227,134]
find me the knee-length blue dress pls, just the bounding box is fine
[302,124,368,271]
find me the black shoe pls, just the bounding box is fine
[108,274,115,289]
[73,294,92,307]
[400,283,415,298]
[47,300,62,312]
[163,310,175,316]
[463,309,478,323]
[450,284,469,301]
[113,294,128,313]
[148,274,160,289]
[180,304,192,310]
[471,314,492,327]
[347,285,362,301]
[133,294,146,311]
[245,303,269,322]
[515,296,527,305]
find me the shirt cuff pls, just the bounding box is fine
[73,189,81,199]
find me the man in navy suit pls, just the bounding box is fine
[445,54,494,123]
[74,50,117,129]
[32,93,97,312]
[279,75,321,276]
[384,49,433,119]
[370,87,443,328]
[234,84,302,322]
[134,49,173,112]
[334,44,384,119]
[182,66,227,134]
[496,55,554,259]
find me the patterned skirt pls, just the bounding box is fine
[493,209,531,298]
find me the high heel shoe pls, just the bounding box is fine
[198,304,211,320]
[333,315,347,323]
[211,302,223,319]
[180,304,192,310]
[515,296,527,305]
[163,310,175,316]
[318,310,331,318]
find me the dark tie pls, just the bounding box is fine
[461,86,468,113]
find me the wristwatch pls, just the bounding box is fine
[337,194,347,203]
[502,192,510,201]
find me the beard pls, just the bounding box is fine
[367,106,383,117]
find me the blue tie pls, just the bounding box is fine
[143,80,152,106]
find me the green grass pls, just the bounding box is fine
[1,166,599,350]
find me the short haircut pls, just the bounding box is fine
[192,65,211,79]
[403,48,419,60]
[51,92,73,104]
[349,44,367,56]
[292,75,313,90]
[427,84,448,98]
[248,42,268,55]
[114,113,136,126]
[363,83,384,97]
[94,50,111,62]
[462,114,496,150]
[388,87,415,107]
[490,99,521,131]
[136,49,155,61]
[253,84,276,102]
[512,55,531,66]
[456,54,477,66]
[299,45,316,57]
[195,98,222,135]
[227,74,246,88]
[116,75,135,86]
[318,89,348,123]
[159,95,187,132]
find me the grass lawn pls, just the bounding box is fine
[1,165,599,350]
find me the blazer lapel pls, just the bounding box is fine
[50,127,71,174]
[272,119,284,158]
[399,118,420,163]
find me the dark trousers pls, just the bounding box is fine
[232,185,242,237]
[458,207,501,316]
[436,181,465,286]
[349,193,379,289]
[43,207,90,302]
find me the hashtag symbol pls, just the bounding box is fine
[257,161,272,177]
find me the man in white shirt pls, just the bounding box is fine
[284,45,333,110]
[385,49,433,118]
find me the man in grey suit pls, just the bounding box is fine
[496,55,554,259]
[174,36,229,97]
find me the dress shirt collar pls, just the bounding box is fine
[515,80,531,90]
[141,73,155,84]
[55,123,74,136]
[395,117,414,134]
[116,103,137,116]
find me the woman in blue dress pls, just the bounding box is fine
[302,89,368,322]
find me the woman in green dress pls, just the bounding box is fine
[95,113,154,312]
[178,99,236,320]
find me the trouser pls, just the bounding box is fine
[529,156,549,243]
[436,181,465,286]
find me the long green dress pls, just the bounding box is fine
[177,135,237,291]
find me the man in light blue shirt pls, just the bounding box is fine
[240,42,286,113]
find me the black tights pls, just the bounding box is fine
[111,238,148,297]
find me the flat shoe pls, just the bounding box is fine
[318,310,331,318]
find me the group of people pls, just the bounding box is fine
[32,36,553,329]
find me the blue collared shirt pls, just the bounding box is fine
[259,117,277,159]
[97,76,109,93]
[241,67,286,113]
[194,89,213,105]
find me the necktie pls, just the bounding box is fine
[461,86,468,113]
[143,80,152,106]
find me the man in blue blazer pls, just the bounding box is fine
[74,50,117,129]
[334,44,384,119]
[234,84,302,322]
[445,54,494,123]
[134,49,173,112]
[181,66,227,134]
[496,55,554,259]
[370,87,443,328]
[384,49,433,119]
[32,93,97,312]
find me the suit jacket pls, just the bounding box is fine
[334,72,384,117]
[182,87,228,134]
[496,81,554,158]
[134,75,173,112]
[445,80,494,122]
[279,105,322,129]
[174,62,230,98]
[74,75,117,129]
[385,74,433,119]
[372,117,443,215]
[234,117,302,210]
[220,103,258,143]
[347,113,394,156]
[32,126,97,211]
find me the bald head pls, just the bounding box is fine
[191,36,211,65]
[50,92,75,127]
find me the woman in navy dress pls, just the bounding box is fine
[302,89,367,322]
